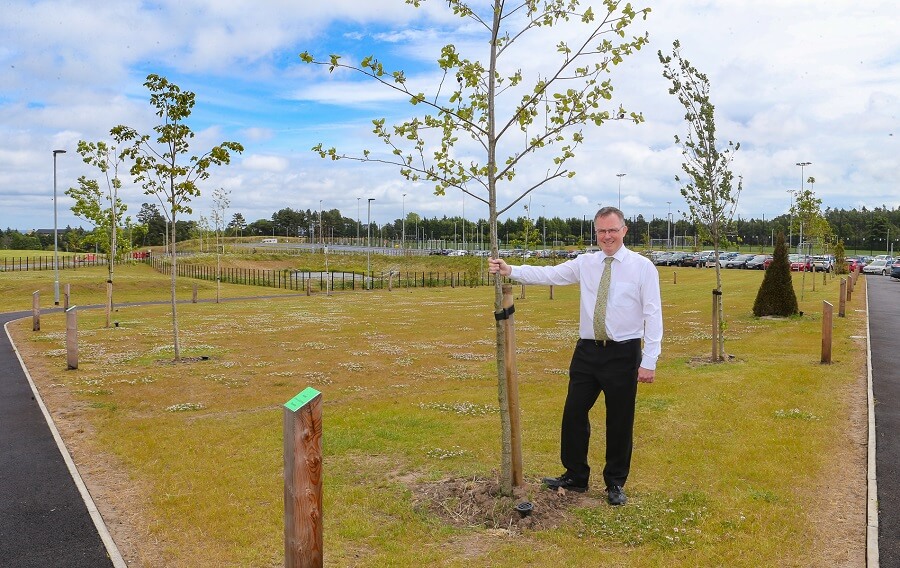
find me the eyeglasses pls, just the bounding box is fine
[595,227,624,236]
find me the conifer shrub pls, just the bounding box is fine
[753,232,798,317]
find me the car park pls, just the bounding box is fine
[745,254,771,270]
[863,259,890,275]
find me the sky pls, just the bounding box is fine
[1,0,898,233]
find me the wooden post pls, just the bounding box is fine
[192,283,198,303]
[501,284,524,487]
[32,291,40,331]
[284,387,323,568]
[549,285,554,300]
[711,290,719,362]
[66,306,78,370]
[839,278,847,318]
[306,278,311,296]
[387,271,393,292]
[106,280,113,328]
[64,283,70,310]
[847,274,853,302]
[673,270,677,285]
[821,301,833,364]
[519,282,525,299]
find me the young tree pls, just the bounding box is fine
[137,202,167,245]
[659,40,742,362]
[791,185,832,252]
[752,232,797,317]
[303,0,650,492]
[211,187,230,302]
[66,141,126,301]
[112,74,243,360]
[227,212,247,237]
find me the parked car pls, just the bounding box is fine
[655,251,689,266]
[652,252,673,265]
[811,255,835,272]
[681,253,703,267]
[789,254,812,271]
[724,253,756,269]
[863,259,890,275]
[891,259,900,280]
[706,251,738,268]
[745,255,772,270]
[846,257,866,273]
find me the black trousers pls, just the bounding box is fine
[562,338,641,488]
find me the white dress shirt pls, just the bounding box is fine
[508,246,663,370]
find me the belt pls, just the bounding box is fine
[579,338,640,348]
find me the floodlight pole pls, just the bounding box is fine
[367,198,375,289]
[795,161,811,252]
[616,173,626,210]
[401,193,406,252]
[666,201,672,250]
[53,149,67,305]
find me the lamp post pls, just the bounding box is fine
[318,199,323,249]
[541,204,546,251]
[795,161,811,249]
[367,198,374,289]
[401,193,406,252]
[786,189,795,248]
[796,161,812,194]
[616,173,626,210]
[52,149,66,305]
[356,197,361,245]
[666,201,672,250]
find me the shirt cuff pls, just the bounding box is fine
[640,354,658,370]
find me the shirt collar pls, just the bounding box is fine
[603,245,629,263]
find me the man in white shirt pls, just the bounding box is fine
[488,206,662,505]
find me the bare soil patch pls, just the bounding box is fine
[411,475,603,532]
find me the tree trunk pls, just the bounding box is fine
[170,216,180,360]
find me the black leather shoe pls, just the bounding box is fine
[606,485,627,505]
[541,474,588,493]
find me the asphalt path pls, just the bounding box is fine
[870,274,900,565]
[0,309,116,567]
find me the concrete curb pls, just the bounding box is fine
[3,319,127,568]
[865,278,879,567]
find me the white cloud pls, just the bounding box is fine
[242,155,289,172]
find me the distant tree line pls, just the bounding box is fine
[4,204,899,253]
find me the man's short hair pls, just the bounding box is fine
[595,206,625,225]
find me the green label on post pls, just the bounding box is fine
[284,387,321,412]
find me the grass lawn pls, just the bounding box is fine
[6,263,868,567]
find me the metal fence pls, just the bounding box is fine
[0,254,108,272]
[148,257,492,291]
